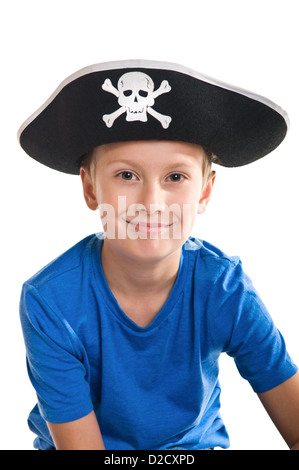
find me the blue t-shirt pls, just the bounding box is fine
[19,234,297,450]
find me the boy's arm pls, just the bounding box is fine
[258,371,299,450]
[47,410,106,450]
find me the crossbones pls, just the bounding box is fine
[102,71,172,129]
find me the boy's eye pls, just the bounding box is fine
[167,173,185,182]
[118,171,137,181]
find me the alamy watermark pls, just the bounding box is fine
[97,196,200,242]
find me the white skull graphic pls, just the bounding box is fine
[102,71,172,128]
[118,72,155,122]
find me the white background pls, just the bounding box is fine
[1,0,298,450]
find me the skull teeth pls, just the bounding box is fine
[128,108,145,113]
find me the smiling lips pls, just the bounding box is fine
[126,220,172,235]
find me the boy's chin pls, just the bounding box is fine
[104,235,185,262]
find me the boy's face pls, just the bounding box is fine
[81,140,215,262]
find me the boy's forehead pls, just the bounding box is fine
[95,140,204,158]
[18,59,289,175]
[94,140,205,169]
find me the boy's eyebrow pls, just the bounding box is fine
[106,159,197,170]
[106,159,141,167]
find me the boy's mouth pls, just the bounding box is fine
[125,220,173,235]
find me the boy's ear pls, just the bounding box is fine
[197,171,216,214]
[80,167,98,211]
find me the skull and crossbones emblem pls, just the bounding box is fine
[102,71,172,129]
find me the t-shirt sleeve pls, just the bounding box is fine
[19,282,94,423]
[209,259,298,393]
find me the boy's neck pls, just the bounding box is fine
[100,239,181,298]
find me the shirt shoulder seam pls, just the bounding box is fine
[22,282,78,356]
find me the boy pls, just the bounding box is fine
[18,60,299,450]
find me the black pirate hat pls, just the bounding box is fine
[18,60,289,174]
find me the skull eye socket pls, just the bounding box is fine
[138,90,148,98]
[123,90,133,97]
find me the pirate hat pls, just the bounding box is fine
[18,59,289,174]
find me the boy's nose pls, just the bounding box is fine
[139,181,165,213]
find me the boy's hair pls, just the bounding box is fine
[81,144,217,190]
[201,148,218,188]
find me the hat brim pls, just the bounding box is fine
[18,59,289,174]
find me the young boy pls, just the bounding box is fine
[18,60,299,450]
